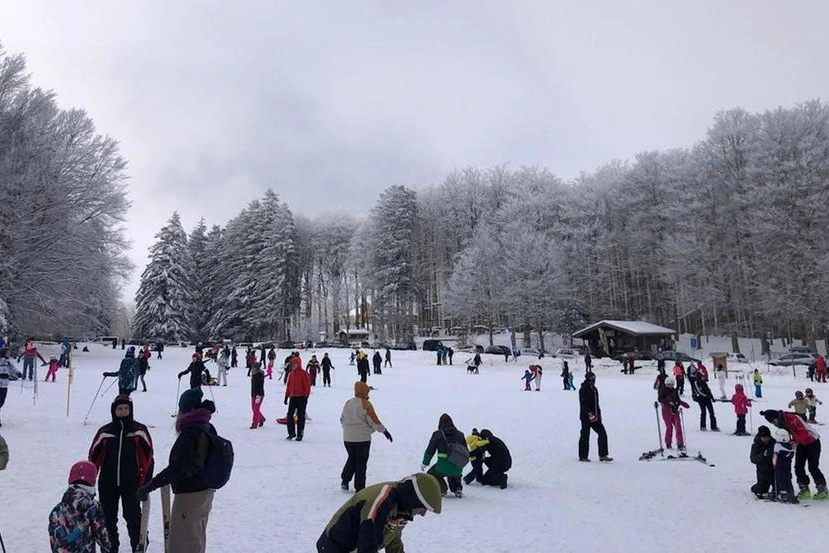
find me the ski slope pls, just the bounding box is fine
[0,343,822,552]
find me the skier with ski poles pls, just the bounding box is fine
[658,377,690,452]
[178,352,209,390]
[102,346,139,396]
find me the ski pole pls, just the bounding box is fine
[83,377,107,425]
[0,526,5,553]
[679,407,688,450]
[654,401,664,455]
[100,376,117,396]
[749,403,753,434]
[206,382,217,413]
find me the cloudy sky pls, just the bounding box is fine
[1,1,828,300]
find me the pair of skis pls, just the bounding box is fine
[136,485,171,552]
[639,402,714,467]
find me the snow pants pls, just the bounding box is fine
[23,357,34,380]
[427,464,462,494]
[736,414,747,434]
[662,411,684,448]
[286,396,307,438]
[578,419,608,459]
[99,482,141,552]
[45,366,58,382]
[718,376,727,398]
[795,440,826,488]
[535,374,542,391]
[562,376,569,390]
[752,467,774,495]
[169,489,214,553]
[755,385,762,398]
[696,398,717,430]
[310,369,318,385]
[341,441,371,491]
[775,456,795,498]
[316,533,348,553]
[251,396,265,427]
[217,367,227,386]
[139,373,147,391]
[322,369,331,387]
[480,457,510,487]
[675,375,685,395]
[464,456,484,485]
[358,370,368,383]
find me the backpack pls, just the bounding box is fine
[440,429,470,468]
[198,425,234,489]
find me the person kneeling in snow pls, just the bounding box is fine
[750,425,775,498]
[316,473,442,553]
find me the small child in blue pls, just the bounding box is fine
[753,369,763,398]
[521,369,535,391]
[772,428,798,503]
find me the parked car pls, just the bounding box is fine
[485,345,511,356]
[725,353,749,363]
[456,344,485,353]
[422,339,443,351]
[553,348,578,358]
[611,350,654,362]
[659,350,701,364]
[392,342,417,351]
[789,345,815,354]
[770,353,819,366]
[277,340,295,349]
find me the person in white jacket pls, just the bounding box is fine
[716,364,728,399]
[340,381,393,492]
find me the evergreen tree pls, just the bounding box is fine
[133,212,194,341]
[188,218,210,339]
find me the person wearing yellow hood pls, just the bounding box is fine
[316,473,442,553]
[340,381,393,492]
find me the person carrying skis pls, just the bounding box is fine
[578,372,612,462]
[421,413,468,497]
[658,376,690,451]
[689,369,719,431]
[250,362,266,429]
[178,352,209,390]
[521,369,534,391]
[17,338,46,381]
[321,353,334,387]
[102,347,139,396]
[136,388,219,553]
[316,473,442,553]
[284,358,311,441]
[307,355,321,386]
[731,384,752,436]
[88,395,154,552]
[339,380,392,492]
[805,388,822,423]
[137,349,150,392]
[0,347,16,427]
[49,460,112,553]
[772,428,799,503]
[750,425,775,498]
[760,409,828,499]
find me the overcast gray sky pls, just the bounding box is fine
[1,1,828,300]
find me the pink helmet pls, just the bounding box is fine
[68,460,97,486]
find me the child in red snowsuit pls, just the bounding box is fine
[45,355,59,382]
[731,383,752,436]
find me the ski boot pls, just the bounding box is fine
[454,490,463,498]
[599,455,613,462]
[813,485,829,500]
[779,491,800,504]
[700,425,707,431]
[711,426,720,432]
[500,474,508,489]
[797,484,812,501]
[578,458,590,462]
[341,482,349,492]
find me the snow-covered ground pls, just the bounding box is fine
[0,343,824,552]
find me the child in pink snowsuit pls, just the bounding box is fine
[250,362,266,429]
[265,361,273,380]
[45,355,59,382]
[658,376,690,450]
[731,383,752,436]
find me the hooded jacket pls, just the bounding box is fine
[465,432,489,462]
[764,410,820,446]
[321,473,441,553]
[103,350,138,393]
[144,408,214,494]
[579,380,601,422]
[250,365,265,397]
[178,358,208,389]
[88,397,154,489]
[731,384,752,415]
[49,484,112,553]
[422,414,467,477]
[750,432,774,481]
[341,381,386,442]
[478,429,512,471]
[285,365,311,399]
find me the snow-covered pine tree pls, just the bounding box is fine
[188,218,210,339]
[133,212,195,342]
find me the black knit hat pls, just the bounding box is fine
[760,410,778,424]
[757,425,772,438]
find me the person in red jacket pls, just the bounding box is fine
[284,359,311,441]
[816,354,827,383]
[731,384,752,436]
[761,409,827,499]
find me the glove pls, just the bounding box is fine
[421,464,428,471]
[384,430,393,442]
[284,397,288,405]
[680,401,690,409]
[136,484,152,502]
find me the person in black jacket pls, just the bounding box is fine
[689,370,719,431]
[137,388,217,553]
[372,351,382,375]
[384,347,392,368]
[421,413,467,497]
[751,425,775,498]
[477,429,511,489]
[356,351,370,383]
[178,353,209,389]
[250,362,266,429]
[321,353,334,387]
[578,372,612,462]
[88,395,154,552]
[137,349,150,392]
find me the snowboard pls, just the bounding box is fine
[136,497,150,552]
[160,484,171,553]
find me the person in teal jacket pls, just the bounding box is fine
[421,413,467,497]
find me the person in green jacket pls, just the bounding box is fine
[753,369,763,398]
[421,413,467,497]
[316,473,442,553]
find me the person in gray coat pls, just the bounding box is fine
[340,381,393,492]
